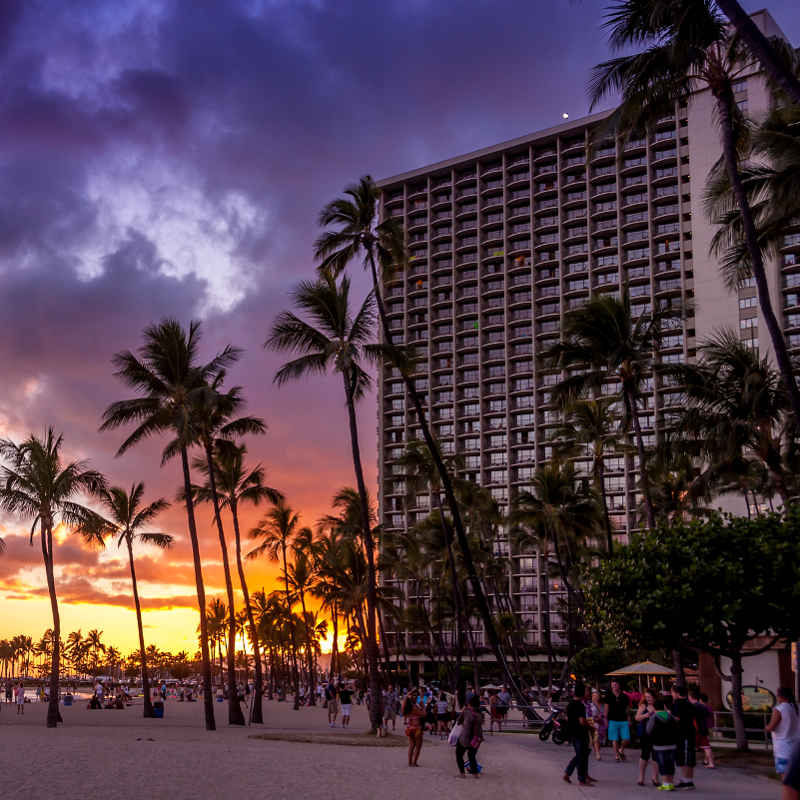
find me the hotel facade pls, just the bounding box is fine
[376,10,799,670]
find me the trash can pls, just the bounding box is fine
[153,701,164,718]
[63,695,73,707]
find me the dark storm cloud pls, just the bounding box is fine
[0,0,798,617]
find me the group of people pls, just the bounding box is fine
[0,682,27,714]
[563,679,800,792]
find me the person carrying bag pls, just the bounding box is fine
[455,694,484,778]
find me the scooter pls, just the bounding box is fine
[538,707,567,744]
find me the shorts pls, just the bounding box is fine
[496,705,508,717]
[328,700,339,714]
[607,719,630,741]
[776,756,790,775]
[384,708,396,721]
[654,748,676,776]
[341,704,351,716]
[437,713,450,723]
[676,736,696,768]
[696,734,710,749]
[784,742,800,789]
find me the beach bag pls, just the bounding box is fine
[448,723,463,746]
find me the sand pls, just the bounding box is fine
[0,697,776,799]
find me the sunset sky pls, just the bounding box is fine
[1,0,797,656]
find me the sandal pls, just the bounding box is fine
[615,755,622,762]
[637,781,645,786]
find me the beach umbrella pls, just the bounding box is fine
[605,660,676,693]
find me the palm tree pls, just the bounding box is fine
[557,399,620,554]
[310,523,346,678]
[100,318,237,731]
[85,629,105,678]
[315,176,520,697]
[248,499,305,710]
[194,442,282,724]
[510,462,602,675]
[590,0,800,427]
[286,548,317,704]
[671,329,795,503]
[543,293,670,529]
[177,378,264,727]
[0,428,107,727]
[99,483,173,717]
[205,598,228,683]
[266,272,384,730]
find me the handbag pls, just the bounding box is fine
[448,723,463,746]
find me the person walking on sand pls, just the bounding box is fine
[604,679,630,762]
[456,694,484,778]
[767,688,800,777]
[402,688,425,767]
[563,682,597,786]
[383,685,397,733]
[325,681,339,728]
[15,682,25,715]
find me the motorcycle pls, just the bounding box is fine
[538,706,567,744]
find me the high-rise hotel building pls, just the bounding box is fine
[376,9,798,656]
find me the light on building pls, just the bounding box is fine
[562,113,569,119]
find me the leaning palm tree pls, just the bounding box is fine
[265,272,384,730]
[0,428,107,727]
[100,318,237,731]
[543,293,669,529]
[194,442,282,724]
[315,176,520,697]
[99,483,173,717]
[248,499,306,710]
[590,0,800,426]
[712,0,800,104]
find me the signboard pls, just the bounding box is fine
[723,685,776,712]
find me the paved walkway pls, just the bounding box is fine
[0,699,777,799]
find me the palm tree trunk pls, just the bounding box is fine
[716,93,800,426]
[126,538,154,718]
[230,500,264,724]
[42,522,62,728]
[203,441,244,726]
[298,589,316,705]
[180,445,216,731]
[626,387,656,529]
[435,498,465,685]
[715,0,800,106]
[330,601,339,678]
[367,252,522,703]
[342,371,382,732]
[596,457,614,555]
[281,543,301,709]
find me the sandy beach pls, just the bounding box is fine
[0,698,777,799]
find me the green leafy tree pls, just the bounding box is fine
[586,509,800,749]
